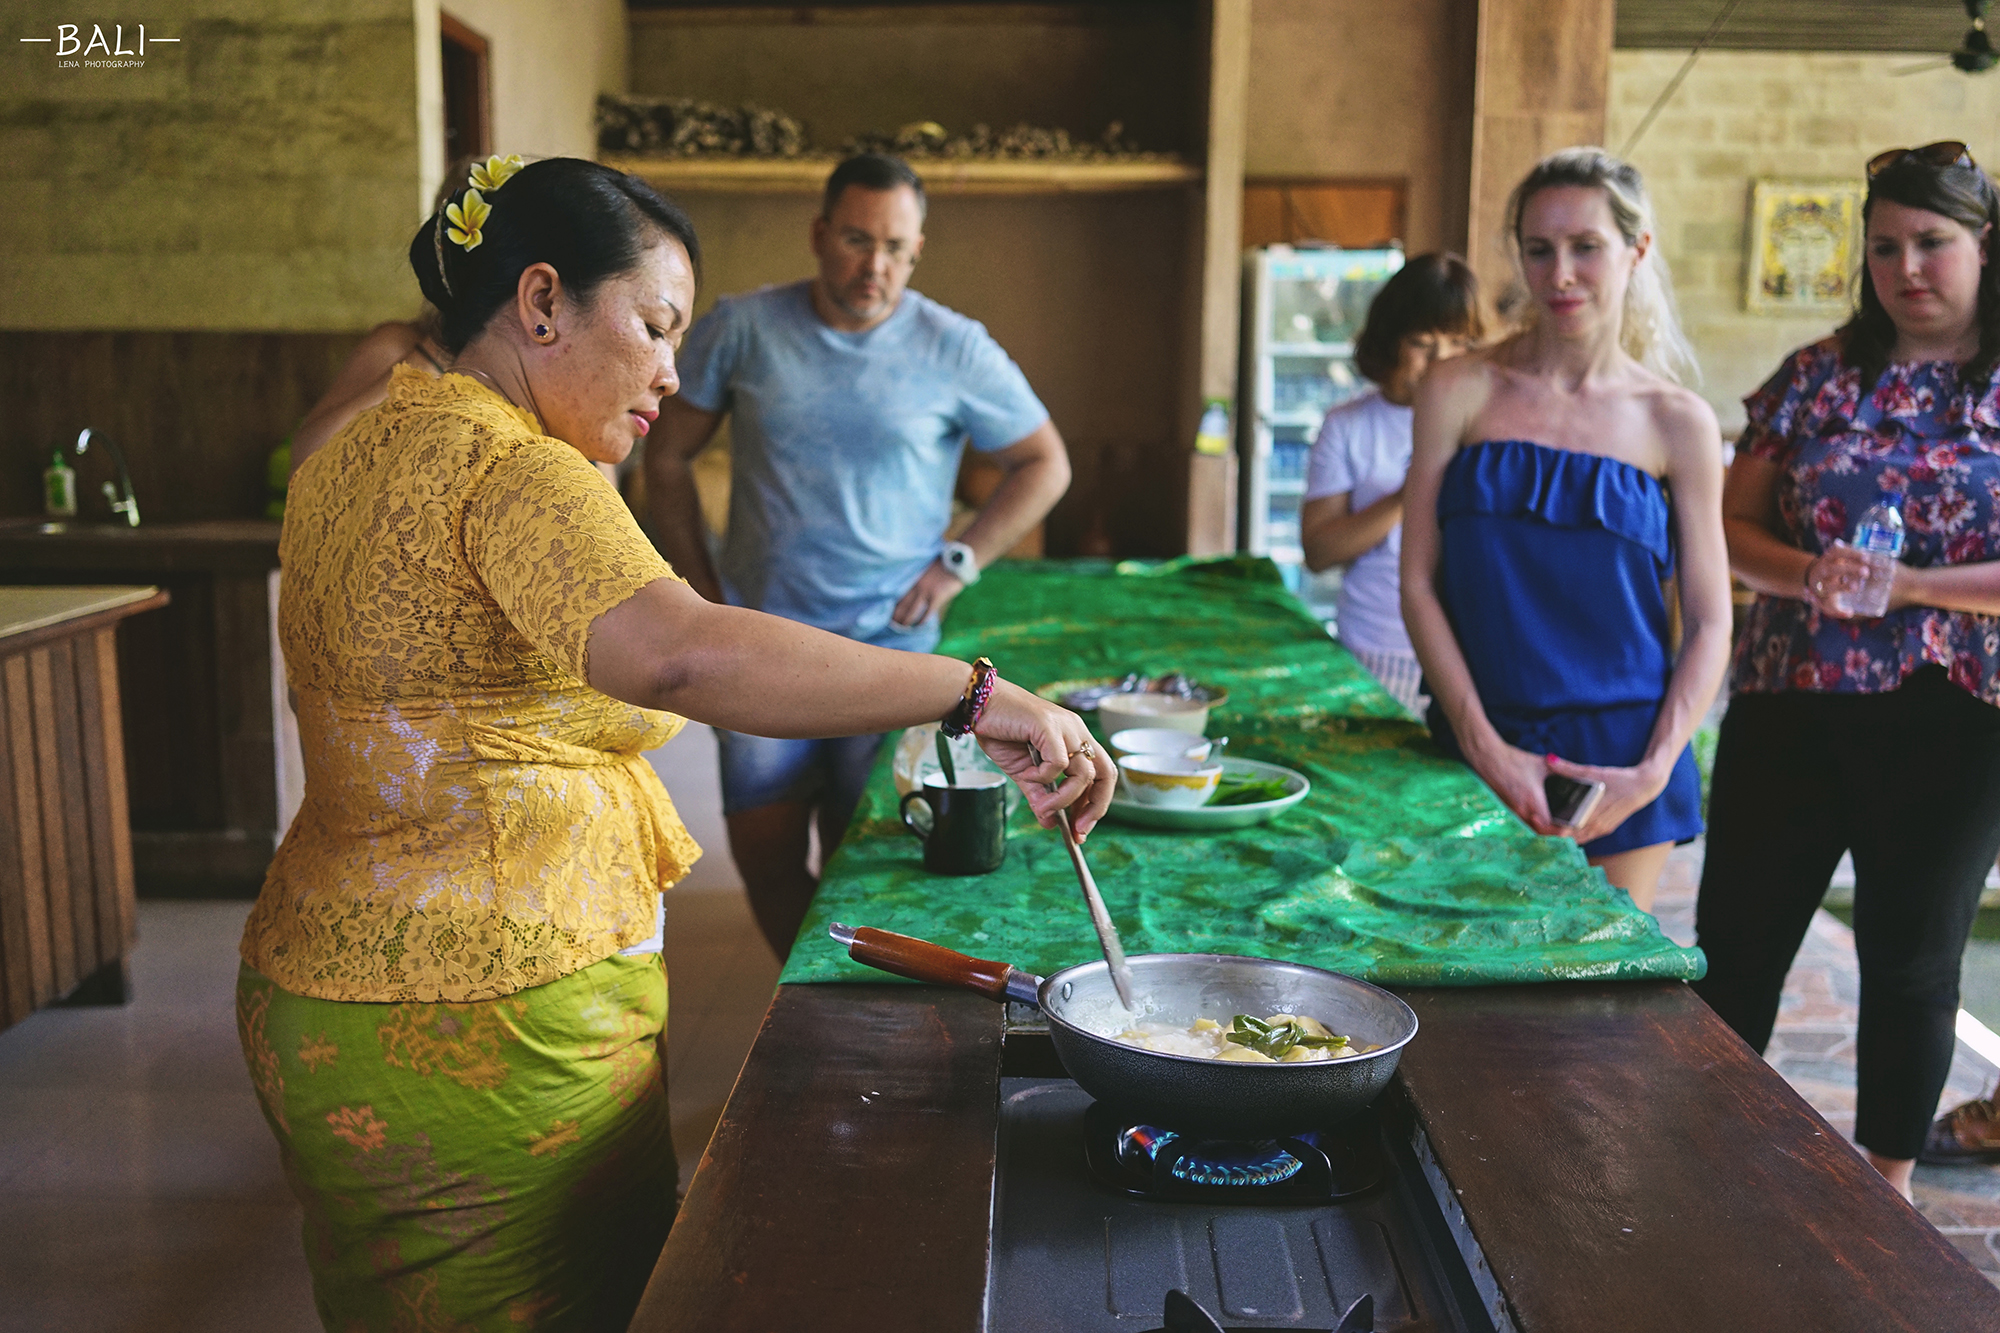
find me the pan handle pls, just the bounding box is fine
[829,922,1032,1004]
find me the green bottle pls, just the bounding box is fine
[43,449,77,518]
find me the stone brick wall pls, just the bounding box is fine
[1608,51,2000,432]
[1,0,428,332]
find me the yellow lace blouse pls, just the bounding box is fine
[241,368,701,1003]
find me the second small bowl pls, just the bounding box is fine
[1109,727,1213,764]
[1119,754,1225,808]
[1100,694,1210,736]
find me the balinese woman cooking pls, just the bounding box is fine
[236,156,1115,1332]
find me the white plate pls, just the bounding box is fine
[1104,757,1310,830]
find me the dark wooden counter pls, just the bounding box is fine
[0,518,283,576]
[0,521,285,894]
[635,986,1004,1331]
[634,980,2000,1332]
[1392,982,1998,1332]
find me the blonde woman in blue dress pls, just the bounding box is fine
[1400,148,1733,913]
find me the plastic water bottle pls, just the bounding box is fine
[1194,400,1231,456]
[1834,500,1906,618]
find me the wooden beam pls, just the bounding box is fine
[1185,0,1248,556]
[1466,0,1616,305]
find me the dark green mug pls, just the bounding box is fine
[900,774,1007,875]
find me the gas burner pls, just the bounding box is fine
[1083,1101,1386,1203]
[1119,1124,1309,1187]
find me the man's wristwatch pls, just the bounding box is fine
[940,539,980,585]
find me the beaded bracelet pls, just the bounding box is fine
[940,657,998,737]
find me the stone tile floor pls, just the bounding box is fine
[1654,843,2000,1289]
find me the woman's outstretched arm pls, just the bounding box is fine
[585,576,1118,834]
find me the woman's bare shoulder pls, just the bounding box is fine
[1416,341,1507,414]
[1434,342,1510,389]
[1639,378,1723,476]
[1641,376,1720,440]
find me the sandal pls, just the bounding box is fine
[1919,1095,2000,1165]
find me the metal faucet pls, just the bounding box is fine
[75,428,140,526]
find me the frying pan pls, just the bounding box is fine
[829,924,1419,1138]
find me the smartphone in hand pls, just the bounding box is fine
[1544,773,1606,829]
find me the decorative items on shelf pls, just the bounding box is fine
[840,118,1169,164]
[595,94,809,158]
[594,93,1177,166]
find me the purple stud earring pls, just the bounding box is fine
[534,323,551,341]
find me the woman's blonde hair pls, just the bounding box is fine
[1505,146,1700,385]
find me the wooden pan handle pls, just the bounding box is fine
[843,925,1017,1001]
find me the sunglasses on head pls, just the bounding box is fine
[1867,141,1976,178]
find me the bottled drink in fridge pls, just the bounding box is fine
[1831,500,1905,618]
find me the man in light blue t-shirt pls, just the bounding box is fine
[645,154,1071,958]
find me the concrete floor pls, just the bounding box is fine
[6,730,2000,1326]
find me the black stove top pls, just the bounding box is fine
[987,1079,1499,1333]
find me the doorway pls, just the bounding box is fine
[440,13,490,164]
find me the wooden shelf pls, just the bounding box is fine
[605,155,1202,195]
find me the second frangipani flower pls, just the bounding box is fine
[446,189,490,250]
[470,154,524,193]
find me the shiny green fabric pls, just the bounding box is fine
[781,557,1705,986]
[236,955,676,1332]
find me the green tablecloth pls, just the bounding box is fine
[777,557,1705,987]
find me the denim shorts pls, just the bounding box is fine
[714,730,888,817]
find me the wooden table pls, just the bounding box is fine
[632,978,2000,1331]
[0,585,167,1030]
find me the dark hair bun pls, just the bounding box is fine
[408,157,700,354]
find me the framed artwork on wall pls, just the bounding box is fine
[1744,180,1864,316]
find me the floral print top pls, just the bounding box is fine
[1731,336,2000,705]
[241,368,701,1003]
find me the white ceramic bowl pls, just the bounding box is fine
[1099,694,1211,736]
[1108,728,1213,764]
[1119,755,1225,808]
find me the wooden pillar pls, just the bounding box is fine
[1465,0,1616,300]
[1184,0,1250,556]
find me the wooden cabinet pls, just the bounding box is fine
[0,586,166,1032]
[0,522,285,897]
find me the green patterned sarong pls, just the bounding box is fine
[236,954,676,1332]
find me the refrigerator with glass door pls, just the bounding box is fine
[1237,244,1404,621]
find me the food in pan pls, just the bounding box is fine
[1110,1012,1374,1063]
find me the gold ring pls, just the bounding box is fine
[1077,740,1095,759]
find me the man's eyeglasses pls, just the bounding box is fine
[1867,141,1976,178]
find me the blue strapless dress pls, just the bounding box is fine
[1427,439,1703,856]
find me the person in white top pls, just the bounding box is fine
[1302,253,1484,712]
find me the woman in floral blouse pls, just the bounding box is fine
[238,157,1114,1331]
[1694,143,2000,1196]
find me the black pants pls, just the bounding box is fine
[1692,668,2000,1160]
